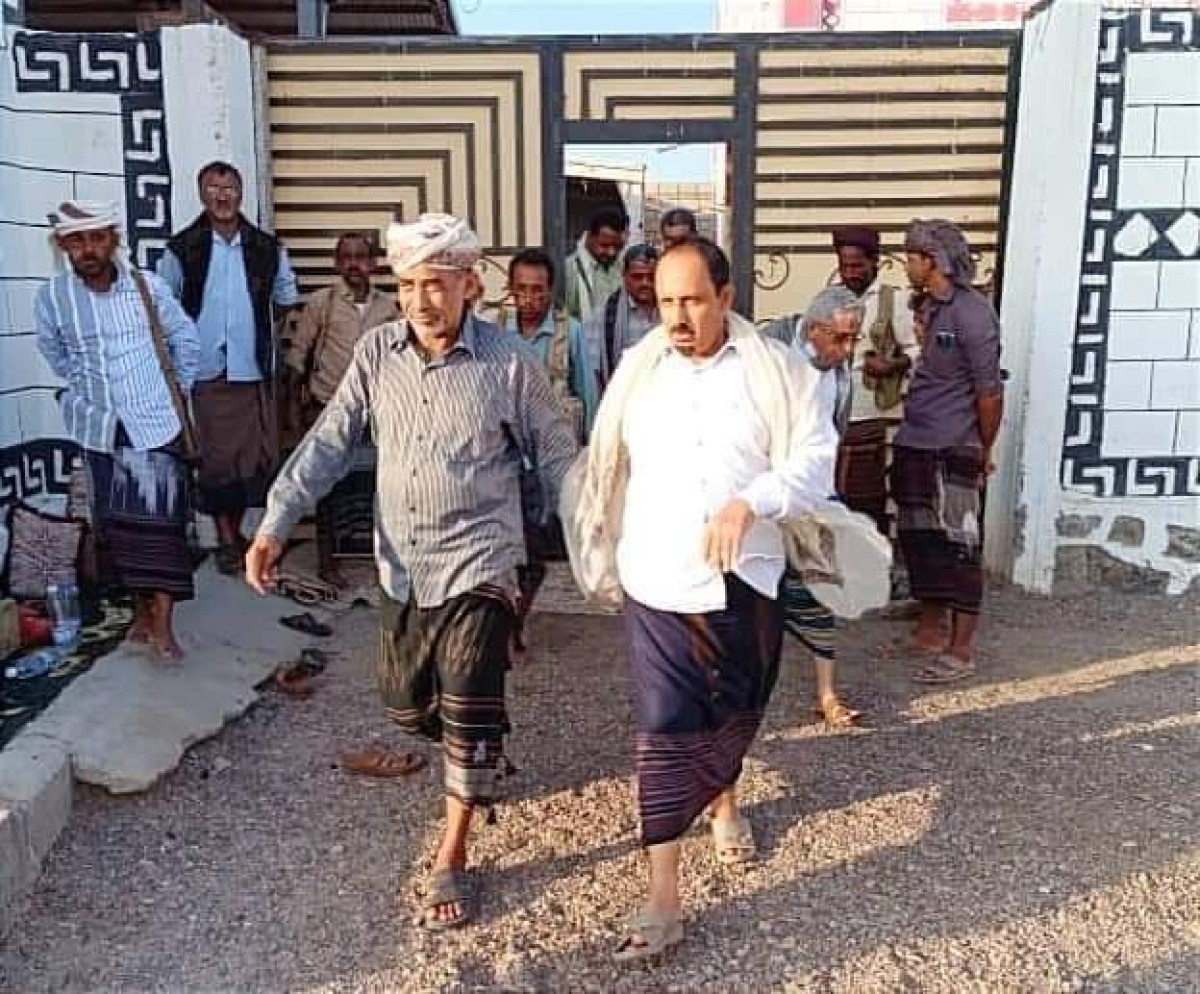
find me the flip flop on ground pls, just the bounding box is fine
[271,662,314,698]
[815,698,863,729]
[337,743,426,778]
[613,909,684,963]
[279,612,332,637]
[912,654,976,684]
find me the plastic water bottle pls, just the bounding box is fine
[4,648,61,681]
[46,582,81,648]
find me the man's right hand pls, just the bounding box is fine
[245,534,284,595]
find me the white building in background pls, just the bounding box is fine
[716,0,1200,32]
[715,0,1036,32]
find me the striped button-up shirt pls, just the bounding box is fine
[35,267,201,454]
[259,315,579,607]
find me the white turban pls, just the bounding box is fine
[385,213,481,275]
[47,200,123,237]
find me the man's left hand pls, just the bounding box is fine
[704,498,756,574]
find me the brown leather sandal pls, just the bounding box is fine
[337,743,427,778]
[273,664,313,698]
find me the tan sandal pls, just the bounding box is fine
[912,654,976,685]
[711,813,757,865]
[416,868,473,931]
[613,908,684,963]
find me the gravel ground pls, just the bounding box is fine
[1,578,1197,994]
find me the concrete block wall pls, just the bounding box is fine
[990,4,1200,596]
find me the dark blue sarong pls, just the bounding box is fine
[624,576,784,847]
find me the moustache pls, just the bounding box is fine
[668,324,695,336]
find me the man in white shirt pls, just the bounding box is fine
[606,239,837,962]
[782,287,866,729]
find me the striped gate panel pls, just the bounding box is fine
[266,49,542,295]
[752,38,1015,317]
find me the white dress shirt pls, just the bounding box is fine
[616,340,838,614]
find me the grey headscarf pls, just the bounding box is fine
[905,219,976,288]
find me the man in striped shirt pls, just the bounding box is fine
[36,201,200,661]
[245,214,578,930]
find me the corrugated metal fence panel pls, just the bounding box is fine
[753,39,1014,317]
[267,48,543,293]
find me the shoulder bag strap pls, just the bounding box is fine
[130,268,201,461]
[603,291,622,378]
[307,287,338,380]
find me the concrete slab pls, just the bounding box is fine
[28,563,310,794]
[0,562,315,927]
[0,731,71,930]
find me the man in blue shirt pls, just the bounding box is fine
[490,248,589,662]
[158,161,299,573]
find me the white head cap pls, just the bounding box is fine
[385,213,481,275]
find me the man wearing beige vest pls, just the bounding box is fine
[284,232,397,585]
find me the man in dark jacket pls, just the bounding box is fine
[158,161,299,573]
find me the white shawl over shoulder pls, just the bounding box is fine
[559,312,891,617]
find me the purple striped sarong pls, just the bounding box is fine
[625,576,784,847]
[85,431,194,601]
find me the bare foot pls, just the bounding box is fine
[124,622,152,649]
[907,617,949,654]
[905,634,947,655]
[816,695,863,728]
[150,635,186,664]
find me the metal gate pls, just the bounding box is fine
[264,29,1018,318]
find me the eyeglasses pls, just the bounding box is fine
[812,324,863,346]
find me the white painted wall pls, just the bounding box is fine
[160,24,259,228]
[999,4,1200,596]
[986,0,1102,584]
[0,26,120,522]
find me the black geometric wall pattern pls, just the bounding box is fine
[12,31,172,269]
[0,440,79,505]
[1060,9,1200,499]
